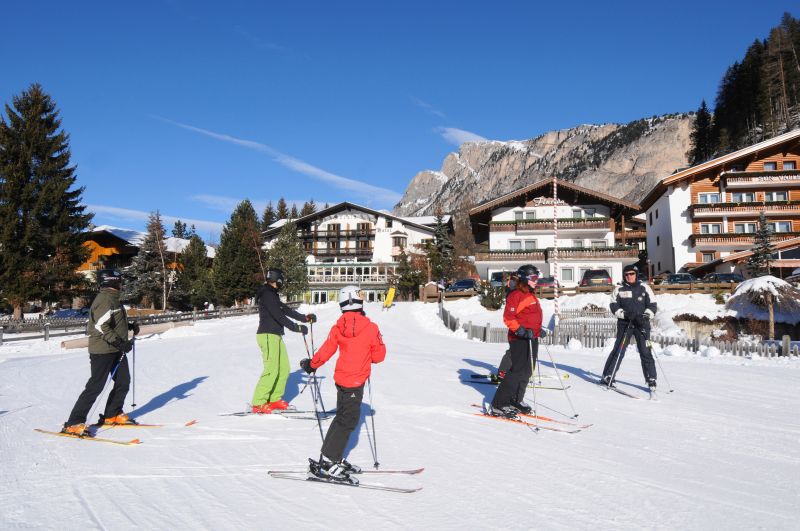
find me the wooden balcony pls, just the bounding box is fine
[476,246,638,262]
[723,170,800,188]
[614,230,647,240]
[300,230,375,240]
[476,249,546,261]
[689,232,800,249]
[688,201,800,218]
[311,248,373,258]
[490,218,612,233]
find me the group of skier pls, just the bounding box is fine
[61,260,656,485]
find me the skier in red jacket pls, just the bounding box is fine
[489,264,544,418]
[300,286,386,484]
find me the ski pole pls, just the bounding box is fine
[85,345,131,433]
[131,340,137,409]
[529,339,539,432]
[541,340,580,418]
[608,320,633,387]
[365,377,379,469]
[310,371,325,444]
[651,341,674,393]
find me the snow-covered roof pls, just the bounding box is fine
[88,225,215,259]
[401,215,452,226]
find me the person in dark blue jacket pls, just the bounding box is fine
[600,264,658,390]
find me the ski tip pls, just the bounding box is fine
[185,419,198,427]
[130,438,142,444]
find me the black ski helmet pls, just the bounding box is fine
[516,264,540,284]
[266,268,284,289]
[623,264,639,281]
[97,269,122,290]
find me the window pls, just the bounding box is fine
[357,240,370,250]
[357,222,371,233]
[571,209,582,219]
[700,224,722,234]
[525,211,536,220]
[656,236,660,246]
[649,212,653,226]
[731,192,755,202]
[769,221,791,233]
[328,223,340,234]
[509,240,522,250]
[392,236,406,248]
[730,164,744,172]
[765,191,788,202]
[702,252,714,263]
[734,223,757,234]
[584,208,596,217]
[763,161,777,170]
[698,193,721,204]
[524,240,537,250]
[386,219,392,228]
[657,261,661,271]
[784,161,797,170]
[655,209,659,219]
[561,268,574,282]
[515,211,524,221]
[591,240,607,248]
[573,239,583,248]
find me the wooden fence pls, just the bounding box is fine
[438,302,799,357]
[0,307,259,345]
[531,282,740,299]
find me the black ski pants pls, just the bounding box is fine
[602,320,657,382]
[321,384,364,462]
[66,352,130,426]
[492,338,537,408]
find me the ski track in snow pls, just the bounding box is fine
[1,301,799,529]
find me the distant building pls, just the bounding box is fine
[640,129,800,278]
[469,177,643,286]
[262,202,452,303]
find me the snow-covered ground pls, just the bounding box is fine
[1,301,799,530]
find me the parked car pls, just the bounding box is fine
[664,273,697,284]
[701,273,745,284]
[489,271,510,289]
[446,279,480,293]
[579,269,612,287]
[52,308,90,319]
[536,276,560,289]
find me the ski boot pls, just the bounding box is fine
[489,371,506,384]
[487,404,518,419]
[511,400,533,414]
[268,399,291,411]
[308,458,359,485]
[251,403,275,414]
[647,379,657,390]
[340,459,362,474]
[101,413,138,426]
[599,375,614,388]
[61,423,89,436]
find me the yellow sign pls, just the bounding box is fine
[383,287,396,309]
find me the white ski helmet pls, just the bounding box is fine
[338,285,364,311]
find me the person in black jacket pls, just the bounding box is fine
[251,269,316,414]
[600,264,658,390]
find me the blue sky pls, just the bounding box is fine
[1,1,795,242]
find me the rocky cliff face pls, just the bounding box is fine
[393,114,692,216]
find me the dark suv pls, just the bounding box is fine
[665,273,696,284]
[580,269,612,287]
[446,279,480,292]
[701,273,744,284]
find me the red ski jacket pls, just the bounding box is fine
[310,312,386,388]
[503,288,543,341]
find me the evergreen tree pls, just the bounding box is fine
[264,221,308,301]
[688,100,715,164]
[261,201,276,231]
[213,200,264,306]
[172,220,188,238]
[188,224,197,238]
[276,198,289,219]
[430,209,454,280]
[746,211,774,277]
[177,235,214,310]
[395,249,423,301]
[0,84,92,317]
[122,211,170,309]
[290,203,299,219]
[300,200,317,216]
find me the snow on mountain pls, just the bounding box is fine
[1,300,798,529]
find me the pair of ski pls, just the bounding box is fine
[597,380,657,400]
[35,419,197,446]
[267,467,424,493]
[471,404,590,433]
[220,408,336,421]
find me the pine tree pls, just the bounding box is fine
[688,100,715,164]
[264,221,308,301]
[0,84,92,318]
[213,200,264,306]
[300,199,317,216]
[430,209,454,280]
[261,201,277,231]
[276,198,289,219]
[172,220,188,239]
[122,211,171,309]
[746,211,774,277]
[395,249,422,301]
[290,204,299,219]
[177,235,214,310]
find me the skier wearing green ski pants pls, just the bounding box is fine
[251,268,316,414]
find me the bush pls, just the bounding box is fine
[480,282,505,311]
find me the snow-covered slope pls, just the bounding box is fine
[1,302,798,529]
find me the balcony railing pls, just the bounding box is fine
[490,218,612,233]
[688,200,800,217]
[307,274,392,285]
[476,246,638,262]
[723,170,800,188]
[310,248,373,258]
[689,231,800,247]
[300,230,376,240]
[614,230,647,240]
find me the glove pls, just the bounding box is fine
[614,309,625,320]
[298,324,309,335]
[539,328,549,339]
[112,338,134,354]
[306,313,317,323]
[299,358,316,374]
[514,326,533,340]
[644,309,655,319]
[128,321,140,336]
